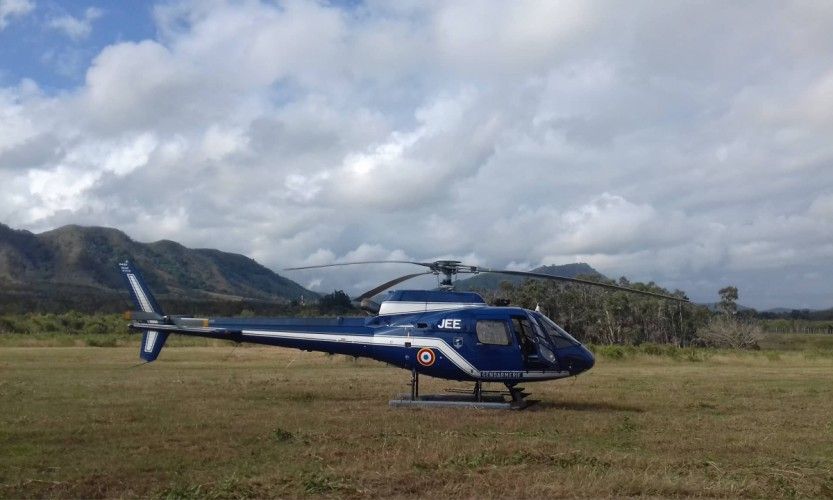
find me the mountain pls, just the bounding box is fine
[700,302,755,313]
[757,306,833,320]
[762,307,795,314]
[0,223,316,313]
[454,262,606,291]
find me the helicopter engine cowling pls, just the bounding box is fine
[377,290,487,316]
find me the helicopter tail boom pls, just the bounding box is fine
[119,260,169,362]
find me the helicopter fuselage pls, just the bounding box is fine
[134,304,594,384]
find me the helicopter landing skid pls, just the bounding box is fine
[389,370,537,410]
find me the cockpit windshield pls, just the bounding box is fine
[531,312,580,348]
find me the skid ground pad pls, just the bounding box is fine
[389,393,537,410]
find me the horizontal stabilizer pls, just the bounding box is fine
[129,321,239,336]
[125,310,164,322]
[171,317,210,328]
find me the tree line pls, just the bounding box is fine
[0,290,356,336]
[482,277,711,346]
[3,283,826,347]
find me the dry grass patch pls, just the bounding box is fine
[1,345,833,497]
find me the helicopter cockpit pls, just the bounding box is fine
[523,310,594,374]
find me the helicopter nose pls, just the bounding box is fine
[558,344,595,374]
[580,345,595,372]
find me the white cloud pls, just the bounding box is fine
[555,194,681,254]
[47,6,102,40]
[81,40,200,131]
[199,125,247,162]
[0,0,33,30]
[432,0,598,77]
[0,81,42,155]
[27,165,100,217]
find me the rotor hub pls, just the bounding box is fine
[429,260,462,288]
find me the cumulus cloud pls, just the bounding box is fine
[0,0,33,30]
[1,0,833,308]
[47,6,102,40]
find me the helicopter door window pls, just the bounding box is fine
[515,315,558,367]
[512,317,537,356]
[475,320,511,345]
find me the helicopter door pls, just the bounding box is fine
[510,316,555,370]
[471,318,523,372]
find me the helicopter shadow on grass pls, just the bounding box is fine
[530,400,645,413]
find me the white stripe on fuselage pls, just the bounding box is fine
[240,329,569,381]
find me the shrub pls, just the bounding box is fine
[594,345,626,360]
[640,343,665,356]
[695,315,762,349]
[0,316,29,334]
[83,321,109,335]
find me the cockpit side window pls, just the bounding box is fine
[533,312,580,348]
[475,320,511,345]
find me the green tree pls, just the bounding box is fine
[318,290,354,314]
[718,286,739,316]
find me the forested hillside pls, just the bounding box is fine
[0,223,315,313]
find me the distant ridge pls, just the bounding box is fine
[0,222,316,313]
[454,262,605,291]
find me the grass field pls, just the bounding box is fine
[2,339,833,498]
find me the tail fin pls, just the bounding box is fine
[119,260,169,362]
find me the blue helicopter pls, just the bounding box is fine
[121,259,687,409]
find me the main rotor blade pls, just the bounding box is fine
[475,268,689,302]
[355,271,435,301]
[284,257,688,302]
[284,260,430,271]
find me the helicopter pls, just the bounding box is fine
[121,259,688,409]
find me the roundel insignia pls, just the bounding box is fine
[417,348,436,367]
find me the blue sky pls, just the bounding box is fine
[0,1,155,90]
[1,0,833,309]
